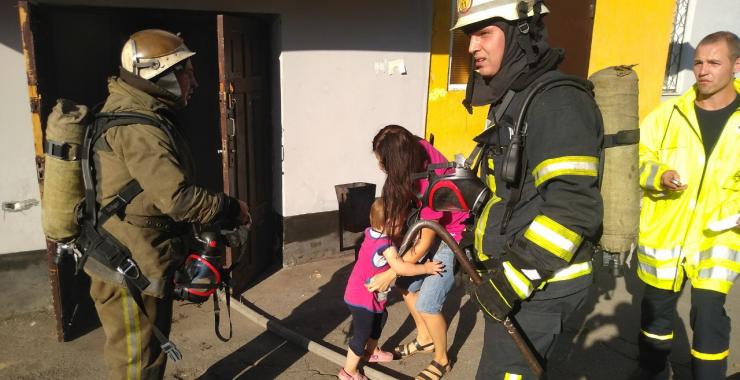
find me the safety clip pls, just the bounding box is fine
[161,341,183,362]
[517,21,530,34]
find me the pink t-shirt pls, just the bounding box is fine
[417,139,469,243]
[344,228,392,313]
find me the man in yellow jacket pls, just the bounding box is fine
[635,31,739,380]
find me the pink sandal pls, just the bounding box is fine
[364,348,394,363]
[338,368,369,380]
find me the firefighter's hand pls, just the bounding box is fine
[238,200,251,226]
[223,225,250,248]
[661,170,688,191]
[473,267,519,322]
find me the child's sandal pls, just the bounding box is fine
[393,339,435,359]
[415,360,451,380]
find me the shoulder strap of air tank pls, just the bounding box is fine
[499,75,593,235]
[81,112,164,226]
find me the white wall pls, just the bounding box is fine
[0,0,46,254]
[669,0,740,97]
[0,0,433,254]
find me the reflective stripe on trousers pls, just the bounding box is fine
[638,284,730,379]
[122,287,143,380]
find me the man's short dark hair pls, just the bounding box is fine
[698,31,740,60]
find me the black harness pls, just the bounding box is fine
[76,112,183,361]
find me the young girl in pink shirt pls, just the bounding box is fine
[340,199,444,380]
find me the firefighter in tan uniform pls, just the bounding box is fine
[633,31,740,380]
[83,29,249,380]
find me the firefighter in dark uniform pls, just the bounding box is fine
[453,1,603,379]
[83,29,249,380]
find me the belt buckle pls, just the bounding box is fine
[117,258,141,279]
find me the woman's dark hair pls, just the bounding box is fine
[372,125,428,238]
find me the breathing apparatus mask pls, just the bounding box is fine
[173,230,226,303]
[173,222,249,303]
[172,222,249,342]
[414,153,491,216]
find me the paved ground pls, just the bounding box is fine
[1,252,738,379]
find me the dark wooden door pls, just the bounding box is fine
[217,15,274,295]
[544,0,597,77]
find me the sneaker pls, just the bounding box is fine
[338,368,369,380]
[364,348,394,363]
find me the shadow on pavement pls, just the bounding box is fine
[199,260,409,379]
[548,251,693,380]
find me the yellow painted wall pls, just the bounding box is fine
[588,0,676,121]
[425,0,677,155]
[424,0,487,159]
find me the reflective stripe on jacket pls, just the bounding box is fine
[638,80,740,294]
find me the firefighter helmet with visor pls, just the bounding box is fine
[452,0,549,30]
[120,29,196,80]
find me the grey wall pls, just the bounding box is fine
[0,0,433,255]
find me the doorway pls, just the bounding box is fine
[20,2,279,341]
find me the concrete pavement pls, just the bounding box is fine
[0,252,738,379]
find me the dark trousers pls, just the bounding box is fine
[638,284,730,380]
[347,305,388,356]
[90,279,174,380]
[476,278,590,379]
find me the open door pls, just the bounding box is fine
[217,14,274,295]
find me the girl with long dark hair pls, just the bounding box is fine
[367,125,468,380]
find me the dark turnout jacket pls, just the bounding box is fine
[475,71,604,295]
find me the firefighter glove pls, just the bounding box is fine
[473,266,520,322]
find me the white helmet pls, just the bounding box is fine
[452,0,549,30]
[120,29,196,80]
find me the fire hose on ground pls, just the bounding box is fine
[224,293,397,380]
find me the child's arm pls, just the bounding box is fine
[381,246,444,277]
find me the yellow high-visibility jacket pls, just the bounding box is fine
[638,80,739,294]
